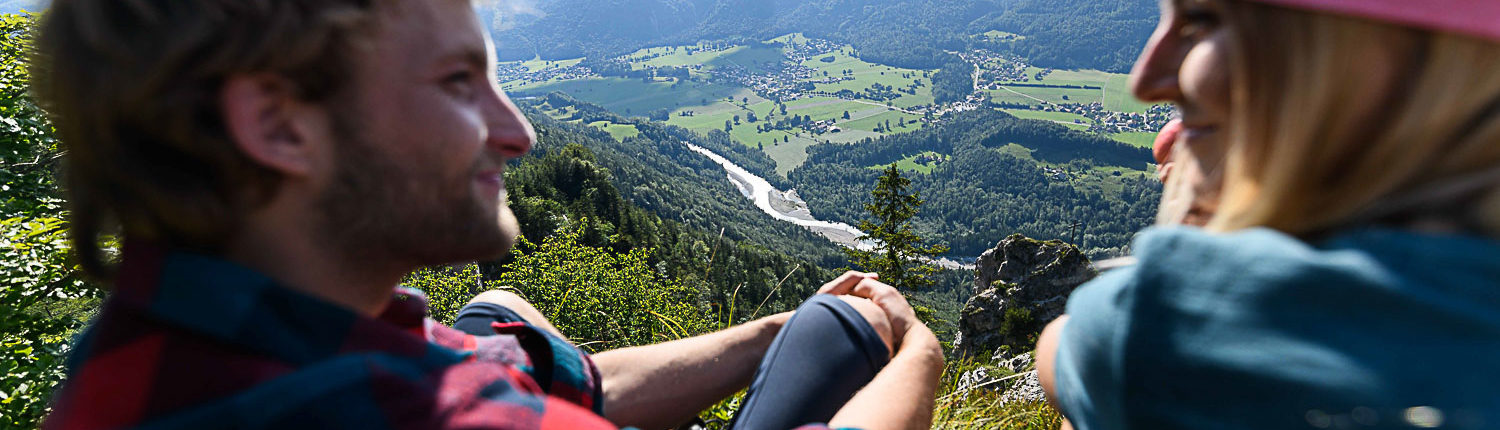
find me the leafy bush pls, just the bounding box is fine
[408,226,713,353]
[498,227,711,351]
[403,263,486,326]
[1000,306,1036,345]
[1,13,104,428]
[1,217,99,428]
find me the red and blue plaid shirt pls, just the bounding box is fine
[44,244,836,430]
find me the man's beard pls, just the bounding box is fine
[313,106,517,269]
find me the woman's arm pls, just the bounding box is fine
[1036,315,1069,410]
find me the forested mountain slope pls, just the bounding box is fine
[972,0,1158,72]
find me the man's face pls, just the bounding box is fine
[316,0,534,266]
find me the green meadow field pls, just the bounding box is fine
[504,33,1161,176]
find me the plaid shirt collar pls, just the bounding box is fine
[104,241,463,369]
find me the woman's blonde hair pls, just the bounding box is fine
[1205,0,1500,238]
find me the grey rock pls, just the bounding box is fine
[999,350,1034,373]
[952,352,1047,406]
[1001,371,1046,405]
[954,234,1097,359]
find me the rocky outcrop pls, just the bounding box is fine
[953,234,1097,360]
[953,351,1047,405]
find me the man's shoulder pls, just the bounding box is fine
[48,302,300,429]
[48,308,592,430]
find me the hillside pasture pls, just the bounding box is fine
[981,30,1025,41]
[867,151,947,174]
[588,121,641,141]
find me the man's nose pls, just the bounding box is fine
[485,90,535,159]
[1129,21,1185,104]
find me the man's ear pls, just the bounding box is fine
[220,75,319,178]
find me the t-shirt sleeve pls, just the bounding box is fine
[1053,266,1140,430]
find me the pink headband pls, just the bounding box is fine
[1248,0,1500,41]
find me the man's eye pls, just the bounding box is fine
[443,71,475,97]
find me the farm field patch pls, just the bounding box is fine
[1000,85,1103,105]
[842,111,924,134]
[1002,109,1090,124]
[785,97,882,121]
[1103,74,1156,113]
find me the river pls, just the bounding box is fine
[686,143,974,270]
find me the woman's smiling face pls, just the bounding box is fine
[1131,0,1232,164]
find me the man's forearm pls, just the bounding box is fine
[828,325,945,430]
[593,313,789,429]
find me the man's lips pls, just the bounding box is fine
[476,171,505,194]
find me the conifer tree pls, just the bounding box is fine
[845,164,949,293]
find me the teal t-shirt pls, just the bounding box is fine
[1055,226,1500,430]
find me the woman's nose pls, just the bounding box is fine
[1130,20,1186,104]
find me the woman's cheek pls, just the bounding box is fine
[1179,34,1233,119]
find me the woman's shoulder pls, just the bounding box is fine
[1122,225,1500,298]
[1060,227,1500,429]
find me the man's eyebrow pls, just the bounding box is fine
[437,48,489,70]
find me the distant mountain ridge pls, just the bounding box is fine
[0,0,1157,72]
[486,0,1157,72]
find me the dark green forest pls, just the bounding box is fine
[971,0,1158,72]
[931,55,975,104]
[788,110,1161,258]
